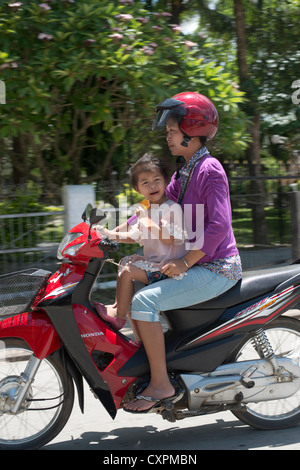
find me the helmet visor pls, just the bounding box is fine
[152,98,187,131]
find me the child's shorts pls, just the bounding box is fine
[146,270,168,284]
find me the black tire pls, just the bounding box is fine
[0,338,74,449]
[230,316,300,430]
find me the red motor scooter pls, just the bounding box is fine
[1,204,300,450]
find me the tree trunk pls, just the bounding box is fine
[11,136,28,185]
[245,113,269,245]
[233,0,269,245]
[171,0,185,24]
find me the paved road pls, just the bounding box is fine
[45,381,300,451]
[43,311,300,452]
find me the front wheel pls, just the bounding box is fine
[0,338,74,449]
[230,316,300,430]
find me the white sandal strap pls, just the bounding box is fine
[135,394,160,403]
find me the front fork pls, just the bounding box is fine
[10,355,42,414]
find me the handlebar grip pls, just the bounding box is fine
[99,237,120,252]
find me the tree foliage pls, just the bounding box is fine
[0,0,247,190]
[185,0,300,244]
[190,0,300,163]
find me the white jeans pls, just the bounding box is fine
[131,265,238,322]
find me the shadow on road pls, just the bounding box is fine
[44,412,300,450]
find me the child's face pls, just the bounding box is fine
[135,169,167,205]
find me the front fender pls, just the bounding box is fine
[0,309,61,359]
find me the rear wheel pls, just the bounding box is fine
[230,316,300,430]
[0,338,74,449]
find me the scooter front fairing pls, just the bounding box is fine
[0,309,61,359]
[37,259,140,418]
[0,256,141,419]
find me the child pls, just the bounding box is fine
[95,153,187,332]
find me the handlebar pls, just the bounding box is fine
[99,237,120,252]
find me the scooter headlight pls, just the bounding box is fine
[57,232,83,259]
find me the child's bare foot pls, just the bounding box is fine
[93,302,126,330]
[106,305,118,319]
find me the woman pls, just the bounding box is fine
[124,92,242,413]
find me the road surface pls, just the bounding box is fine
[44,312,300,451]
[45,383,300,451]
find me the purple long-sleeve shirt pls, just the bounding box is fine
[165,154,239,264]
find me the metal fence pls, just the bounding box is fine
[0,211,64,274]
[229,175,296,246]
[0,173,299,276]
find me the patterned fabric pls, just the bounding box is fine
[178,146,210,203]
[202,254,242,281]
[126,258,187,281]
[146,270,168,284]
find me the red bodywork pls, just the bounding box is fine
[0,221,140,410]
[0,310,61,358]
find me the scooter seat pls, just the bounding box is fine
[185,263,300,310]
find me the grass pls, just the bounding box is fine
[232,206,291,246]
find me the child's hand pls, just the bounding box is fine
[95,224,111,238]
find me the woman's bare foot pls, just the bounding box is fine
[124,383,175,413]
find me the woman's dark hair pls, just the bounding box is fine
[200,136,207,146]
[129,153,169,188]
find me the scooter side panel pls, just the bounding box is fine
[72,304,139,408]
[118,330,245,377]
[43,300,119,418]
[37,263,85,303]
[0,310,62,358]
[182,285,300,349]
[42,297,140,417]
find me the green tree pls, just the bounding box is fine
[0,0,247,194]
[184,0,300,244]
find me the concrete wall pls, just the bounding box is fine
[62,185,95,232]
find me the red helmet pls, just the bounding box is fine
[152,91,218,140]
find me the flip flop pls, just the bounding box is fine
[123,393,180,414]
[94,302,126,330]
